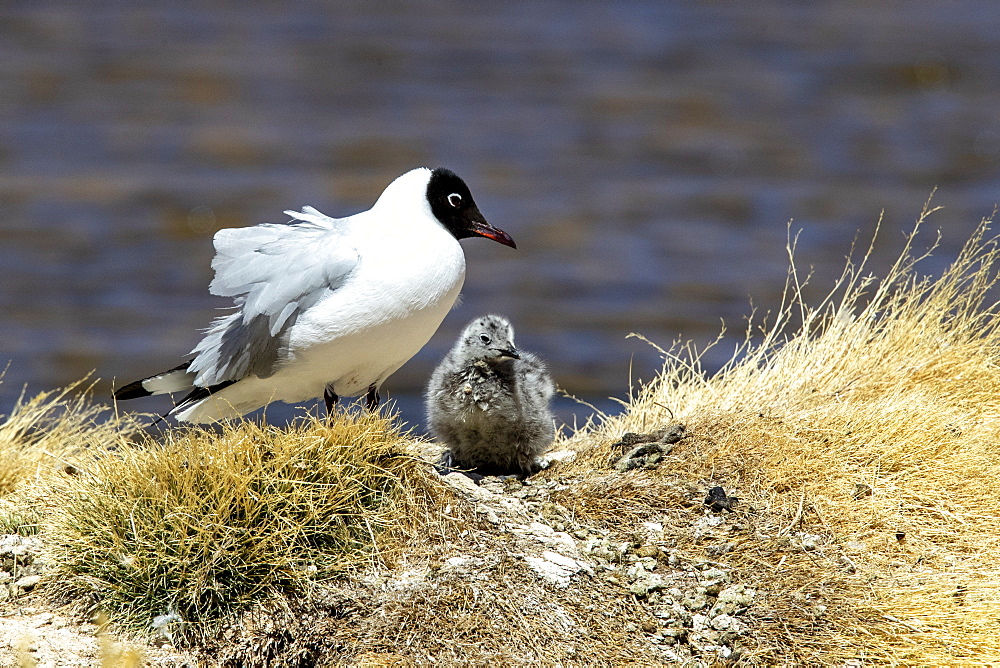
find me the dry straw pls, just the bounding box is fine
[2,199,999,664]
[557,199,1000,664]
[0,379,134,499]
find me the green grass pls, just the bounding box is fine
[0,499,41,536]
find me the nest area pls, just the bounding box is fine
[2,201,1000,665]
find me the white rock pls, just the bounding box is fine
[699,567,729,586]
[546,550,591,573]
[711,613,740,632]
[475,505,501,524]
[624,562,645,580]
[631,573,667,595]
[440,473,494,502]
[683,591,708,611]
[525,522,553,536]
[538,449,577,466]
[641,522,664,540]
[513,523,579,555]
[624,559,657,580]
[524,550,592,588]
[711,584,755,615]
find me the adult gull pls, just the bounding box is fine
[115,167,516,423]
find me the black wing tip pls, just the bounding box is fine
[114,379,153,401]
[170,380,238,415]
[113,361,192,402]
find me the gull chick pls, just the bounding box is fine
[426,315,555,478]
[115,168,516,423]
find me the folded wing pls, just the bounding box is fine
[188,207,360,387]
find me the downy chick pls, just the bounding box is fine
[426,315,555,479]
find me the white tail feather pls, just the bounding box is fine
[142,368,195,395]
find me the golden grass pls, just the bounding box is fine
[556,200,1000,663]
[2,199,999,664]
[0,379,135,500]
[40,411,426,644]
[0,379,143,536]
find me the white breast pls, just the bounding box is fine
[271,204,468,401]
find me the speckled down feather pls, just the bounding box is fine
[426,315,555,477]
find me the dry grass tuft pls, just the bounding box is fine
[0,379,135,500]
[555,200,1000,663]
[0,379,142,537]
[41,411,423,645]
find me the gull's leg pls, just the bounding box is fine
[365,383,380,411]
[323,384,339,418]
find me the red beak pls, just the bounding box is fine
[470,220,516,249]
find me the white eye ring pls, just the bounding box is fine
[448,193,462,208]
[480,334,491,344]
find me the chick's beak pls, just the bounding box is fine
[498,346,521,360]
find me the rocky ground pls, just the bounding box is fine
[0,436,764,666]
[215,427,773,664]
[433,467,757,665]
[0,534,193,667]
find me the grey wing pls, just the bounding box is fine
[188,207,360,387]
[210,207,359,335]
[518,353,556,406]
[517,353,557,448]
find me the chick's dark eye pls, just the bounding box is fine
[480,334,491,344]
[448,193,462,208]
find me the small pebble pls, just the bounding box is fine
[635,545,659,559]
[852,482,873,499]
[704,486,738,512]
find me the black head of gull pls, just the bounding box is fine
[426,168,516,248]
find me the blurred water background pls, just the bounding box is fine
[1,1,998,432]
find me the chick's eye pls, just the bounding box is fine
[480,334,491,344]
[448,193,462,208]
